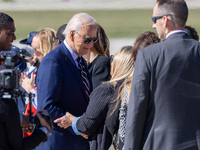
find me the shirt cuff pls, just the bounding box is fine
[72,116,82,135]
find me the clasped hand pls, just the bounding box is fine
[19,72,36,93]
[54,112,88,139]
[54,112,75,129]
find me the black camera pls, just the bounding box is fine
[0,68,20,91]
[0,50,53,130]
[0,50,30,98]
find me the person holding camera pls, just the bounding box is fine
[0,12,27,72]
[0,12,16,70]
[0,12,53,150]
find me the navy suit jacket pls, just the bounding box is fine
[124,32,200,150]
[35,42,92,150]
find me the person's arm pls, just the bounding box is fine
[37,57,65,121]
[124,50,150,150]
[4,99,50,150]
[22,110,52,150]
[75,83,113,135]
[91,56,111,89]
[54,83,114,135]
[54,112,76,129]
[54,114,88,138]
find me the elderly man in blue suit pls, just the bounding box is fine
[35,13,97,150]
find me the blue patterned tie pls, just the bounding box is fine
[77,57,89,98]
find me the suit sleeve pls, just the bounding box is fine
[37,57,65,121]
[124,50,150,150]
[91,57,111,89]
[75,83,113,135]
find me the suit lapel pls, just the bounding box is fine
[59,43,90,103]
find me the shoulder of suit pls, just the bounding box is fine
[98,55,110,61]
[39,50,63,67]
[94,55,110,65]
[91,82,114,94]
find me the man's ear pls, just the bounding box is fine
[163,16,168,29]
[69,30,75,42]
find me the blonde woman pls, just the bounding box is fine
[20,28,59,111]
[54,46,135,150]
[32,28,59,63]
[111,31,160,150]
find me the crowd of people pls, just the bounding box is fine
[1,0,200,150]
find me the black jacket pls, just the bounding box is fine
[76,79,124,150]
[88,55,111,89]
[0,98,47,150]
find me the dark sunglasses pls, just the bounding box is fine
[151,14,173,23]
[74,30,98,44]
[51,36,59,42]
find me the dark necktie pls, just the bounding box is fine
[77,57,89,98]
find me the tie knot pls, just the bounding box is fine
[77,57,81,63]
[77,57,84,70]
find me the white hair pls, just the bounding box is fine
[63,13,96,37]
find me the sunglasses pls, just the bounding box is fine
[51,36,59,42]
[74,30,98,44]
[151,14,173,23]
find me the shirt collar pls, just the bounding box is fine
[63,40,78,62]
[166,30,187,39]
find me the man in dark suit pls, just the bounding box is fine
[35,13,97,150]
[124,0,200,150]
